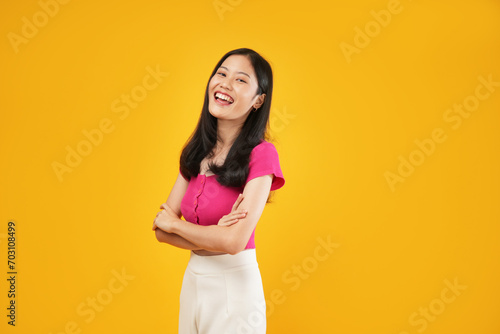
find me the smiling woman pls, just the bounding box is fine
[152,48,285,333]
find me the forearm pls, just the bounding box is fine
[171,219,241,254]
[155,228,203,250]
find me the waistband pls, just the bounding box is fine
[187,249,258,274]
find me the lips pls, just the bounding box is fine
[214,91,234,105]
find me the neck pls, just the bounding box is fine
[215,118,244,149]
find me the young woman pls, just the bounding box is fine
[152,48,285,333]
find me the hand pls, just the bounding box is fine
[152,203,179,233]
[218,193,248,227]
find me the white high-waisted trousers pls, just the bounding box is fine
[178,249,266,334]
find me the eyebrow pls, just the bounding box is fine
[219,66,251,78]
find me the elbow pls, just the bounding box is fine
[224,236,247,255]
[154,229,165,243]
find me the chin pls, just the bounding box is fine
[208,105,222,118]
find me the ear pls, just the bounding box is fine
[253,93,266,110]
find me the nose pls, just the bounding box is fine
[219,77,232,90]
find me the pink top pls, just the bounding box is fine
[179,140,285,249]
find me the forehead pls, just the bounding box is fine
[219,55,256,77]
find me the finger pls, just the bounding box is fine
[226,218,239,226]
[233,211,247,216]
[163,204,173,213]
[160,203,173,212]
[220,216,236,224]
[231,194,241,211]
[221,218,238,226]
[162,206,177,217]
[231,193,244,212]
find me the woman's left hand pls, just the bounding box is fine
[218,193,247,227]
[152,204,178,233]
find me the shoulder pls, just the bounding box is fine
[250,140,279,157]
[246,140,285,190]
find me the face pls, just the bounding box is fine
[208,55,266,124]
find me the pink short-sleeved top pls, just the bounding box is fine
[179,140,285,249]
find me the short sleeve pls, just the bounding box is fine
[246,141,285,191]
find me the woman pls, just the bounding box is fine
[152,48,285,333]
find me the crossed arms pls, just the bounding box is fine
[153,172,273,255]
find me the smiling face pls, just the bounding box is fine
[208,55,266,124]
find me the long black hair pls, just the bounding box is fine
[179,48,274,189]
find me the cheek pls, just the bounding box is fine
[236,91,255,106]
[208,76,218,89]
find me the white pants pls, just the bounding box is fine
[178,249,266,334]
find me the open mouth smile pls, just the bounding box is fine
[214,91,234,105]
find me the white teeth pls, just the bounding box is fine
[215,92,234,103]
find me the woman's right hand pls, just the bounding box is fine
[217,193,248,227]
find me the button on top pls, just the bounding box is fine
[193,174,205,222]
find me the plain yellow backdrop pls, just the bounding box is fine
[1,0,499,333]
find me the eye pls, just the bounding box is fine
[217,71,226,77]
[237,78,247,83]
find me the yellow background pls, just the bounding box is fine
[1,0,499,333]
